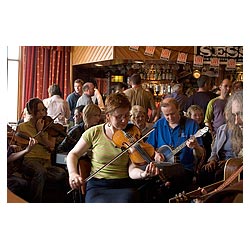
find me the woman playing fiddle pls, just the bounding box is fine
[16,97,67,202]
[67,93,159,203]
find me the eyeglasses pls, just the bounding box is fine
[134,115,146,119]
[112,113,130,121]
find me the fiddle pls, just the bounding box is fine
[7,125,51,152]
[41,116,77,143]
[14,131,52,152]
[112,124,155,165]
[42,116,67,137]
[112,124,181,185]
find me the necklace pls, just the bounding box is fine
[104,123,115,140]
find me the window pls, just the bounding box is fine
[7,46,19,123]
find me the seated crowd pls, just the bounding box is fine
[7,76,243,203]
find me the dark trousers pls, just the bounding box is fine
[198,167,224,187]
[22,157,67,202]
[135,169,195,203]
[7,175,29,201]
[85,178,139,203]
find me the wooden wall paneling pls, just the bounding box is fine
[72,46,114,65]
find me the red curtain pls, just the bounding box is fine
[18,46,71,117]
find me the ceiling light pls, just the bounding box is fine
[193,69,201,79]
[134,60,144,64]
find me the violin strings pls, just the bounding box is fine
[124,131,152,163]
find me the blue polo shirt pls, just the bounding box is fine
[146,116,203,171]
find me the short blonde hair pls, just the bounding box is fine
[130,105,147,120]
[186,105,204,118]
[82,104,101,128]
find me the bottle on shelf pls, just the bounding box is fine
[155,84,161,96]
[154,69,158,80]
[144,70,148,80]
[150,65,155,80]
[147,70,150,80]
[157,69,162,81]
[161,68,166,80]
[139,69,144,80]
[166,69,170,80]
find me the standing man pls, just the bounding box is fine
[124,73,157,123]
[76,82,95,107]
[183,75,217,116]
[66,79,84,123]
[165,83,188,112]
[204,78,232,137]
[91,86,105,111]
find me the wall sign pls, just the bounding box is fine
[194,46,243,64]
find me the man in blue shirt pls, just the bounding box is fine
[66,79,84,122]
[147,98,205,196]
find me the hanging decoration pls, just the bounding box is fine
[226,58,236,70]
[144,46,156,56]
[129,46,139,52]
[193,55,204,67]
[177,52,188,64]
[160,48,171,61]
[210,57,220,68]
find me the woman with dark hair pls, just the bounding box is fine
[17,97,67,202]
[67,93,159,202]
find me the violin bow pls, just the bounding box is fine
[33,113,61,138]
[67,127,155,194]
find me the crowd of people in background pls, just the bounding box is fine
[7,73,243,203]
